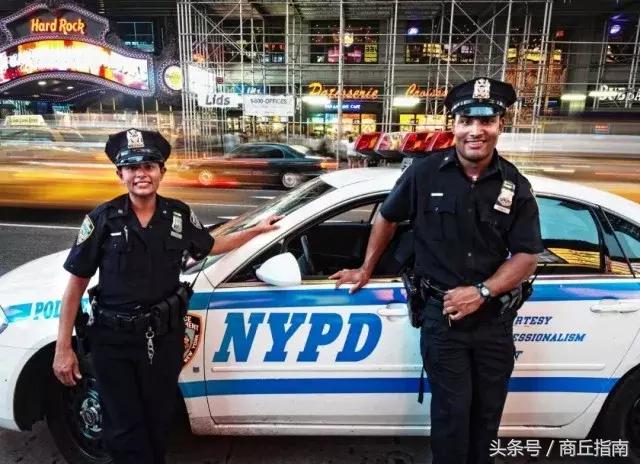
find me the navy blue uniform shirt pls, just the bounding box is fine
[64,194,214,310]
[380,147,543,288]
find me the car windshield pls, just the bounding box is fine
[183,177,335,274]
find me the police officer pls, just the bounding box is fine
[52,128,280,463]
[331,78,543,464]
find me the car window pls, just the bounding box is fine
[183,177,335,274]
[327,203,376,223]
[603,211,640,275]
[226,196,411,283]
[60,131,84,143]
[256,148,284,159]
[19,129,55,142]
[536,196,605,275]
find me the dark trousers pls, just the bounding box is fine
[420,299,515,464]
[89,323,185,464]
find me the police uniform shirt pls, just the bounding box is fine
[380,147,544,288]
[64,195,214,310]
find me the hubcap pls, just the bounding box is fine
[64,377,105,455]
[199,170,213,185]
[282,173,299,188]
[78,393,102,437]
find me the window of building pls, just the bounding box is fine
[116,22,155,53]
[310,21,379,64]
[405,19,475,64]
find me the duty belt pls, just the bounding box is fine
[94,307,157,333]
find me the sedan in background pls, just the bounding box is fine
[177,143,337,189]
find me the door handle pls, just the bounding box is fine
[590,299,640,313]
[377,303,407,317]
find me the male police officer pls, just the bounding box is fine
[331,78,543,464]
[53,129,280,463]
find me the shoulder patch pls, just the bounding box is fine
[190,208,203,229]
[77,215,95,245]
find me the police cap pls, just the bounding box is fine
[444,77,517,117]
[105,128,171,167]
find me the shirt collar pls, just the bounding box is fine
[438,147,504,180]
[107,194,130,219]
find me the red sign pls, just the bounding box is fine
[30,17,86,35]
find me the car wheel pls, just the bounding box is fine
[281,172,302,189]
[594,368,640,459]
[198,169,214,186]
[46,354,111,464]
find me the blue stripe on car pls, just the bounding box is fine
[5,280,640,323]
[178,376,619,398]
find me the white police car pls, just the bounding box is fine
[1,168,640,463]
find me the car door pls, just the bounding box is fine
[203,198,427,427]
[253,147,285,186]
[501,195,640,427]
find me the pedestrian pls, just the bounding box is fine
[330,78,543,464]
[52,128,281,463]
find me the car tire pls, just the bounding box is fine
[46,353,111,464]
[198,169,215,186]
[281,172,302,189]
[594,368,640,460]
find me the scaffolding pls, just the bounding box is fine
[176,0,640,158]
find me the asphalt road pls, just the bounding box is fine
[0,188,633,464]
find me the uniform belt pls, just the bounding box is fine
[95,307,155,333]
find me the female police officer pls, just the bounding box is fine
[331,78,543,464]
[52,128,280,463]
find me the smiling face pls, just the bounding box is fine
[116,162,165,199]
[452,114,504,164]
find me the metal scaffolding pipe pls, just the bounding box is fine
[500,0,513,81]
[336,0,345,162]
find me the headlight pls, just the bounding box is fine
[0,304,7,335]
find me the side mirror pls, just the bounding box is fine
[256,252,302,287]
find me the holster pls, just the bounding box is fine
[496,279,534,316]
[401,270,424,328]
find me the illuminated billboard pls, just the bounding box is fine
[0,40,150,90]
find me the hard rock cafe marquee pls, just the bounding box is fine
[0,1,179,100]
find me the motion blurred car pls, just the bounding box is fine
[177,143,337,189]
[1,168,640,463]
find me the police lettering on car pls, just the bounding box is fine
[52,128,281,463]
[331,77,544,464]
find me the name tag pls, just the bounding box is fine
[430,192,444,197]
[110,232,122,236]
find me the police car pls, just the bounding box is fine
[1,167,640,463]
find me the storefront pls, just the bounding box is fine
[395,83,447,131]
[303,82,382,137]
[0,2,179,107]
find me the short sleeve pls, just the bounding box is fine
[183,207,215,260]
[379,164,416,223]
[507,180,544,255]
[63,210,104,278]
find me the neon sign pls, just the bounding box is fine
[308,82,379,100]
[30,17,86,35]
[0,40,150,90]
[405,83,446,98]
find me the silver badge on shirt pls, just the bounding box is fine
[171,211,183,239]
[494,180,515,214]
